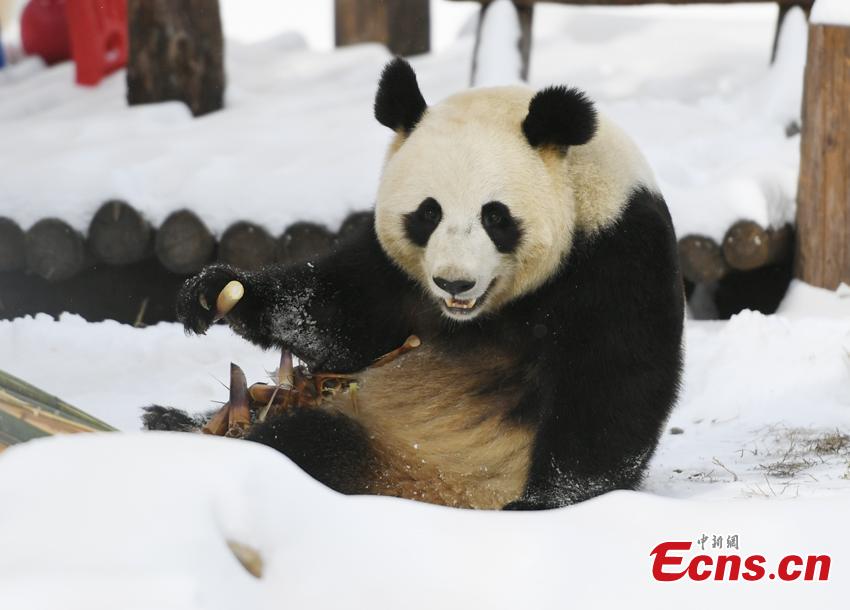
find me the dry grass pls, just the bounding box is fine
[756,427,850,479]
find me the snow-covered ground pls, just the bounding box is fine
[0,2,804,241]
[2,281,849,503]
[0,281,849,608]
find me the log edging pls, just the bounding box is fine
[678,220,794,284]
[1,201,368,282]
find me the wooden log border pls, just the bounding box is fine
[3,199,794,291]
[2,203,373,282]
[678,220,793,284]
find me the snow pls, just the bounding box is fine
[776,280,850,320]
[1,288,846,608]
[0,3,805,241]
[1,4,848,605]
[2,429,850,609]
[472,0,523,88]
[811,0,850,27]
[2,282,849,502]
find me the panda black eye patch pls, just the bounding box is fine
[481,201,522,253]
[403,197,442,247]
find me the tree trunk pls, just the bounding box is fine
[126,0,225,117]
[335,0,430,56]
[795,21,850,290]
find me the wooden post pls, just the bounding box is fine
[677,235,729,284]
[275,222,334,265]
[0,218,26,273]
[219,222,276,271]
[722,221,792,272]
[126,0,225,117]
[25,219,87,281]
[335,0,430,56]
[88,200,152,266]
[154,210,215,275]
[795,18,850,290]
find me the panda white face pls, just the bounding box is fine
[402,196,522,320]
[375,86,577,321]
[371,59,652,322]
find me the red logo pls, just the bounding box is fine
[651,541,831,581]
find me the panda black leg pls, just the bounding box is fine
[141,405,212,432]
[246,408,377,496]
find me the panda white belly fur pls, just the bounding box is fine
[322,343,534,509]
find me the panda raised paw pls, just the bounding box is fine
[176,264,245,335]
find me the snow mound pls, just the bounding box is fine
[776,280,850,320]
[1,432,850,609]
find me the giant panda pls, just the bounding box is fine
[160,58,684,510]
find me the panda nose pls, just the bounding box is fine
[433,277,476,296]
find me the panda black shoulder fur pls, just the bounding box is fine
[158,59,684,510]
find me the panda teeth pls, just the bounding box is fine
[444,297,477,310]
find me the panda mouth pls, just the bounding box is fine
[439,280,495,317]
[443,297,478,311]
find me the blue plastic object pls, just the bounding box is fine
[0,23,6,68]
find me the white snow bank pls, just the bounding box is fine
[0,5,805,241]
[811,0,850,26]
[472,0,523,88]
[776,279,850,320]
[2,432,850,610]
[0,313,271,432]
[651,310,850,501]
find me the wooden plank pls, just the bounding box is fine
[0,370,115,432]
[335,0,430,56]
[795,22,850,290]
[0,369,115,449]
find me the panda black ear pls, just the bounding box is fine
[522,86,598,149]
[374,58,427,134]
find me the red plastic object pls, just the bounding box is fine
[20,0,72,65]
[65,0,127,86]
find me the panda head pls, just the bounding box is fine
[373,58,598,321]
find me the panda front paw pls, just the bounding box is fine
[177,264,243,335]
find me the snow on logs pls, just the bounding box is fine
[678,221,793,285]
[0,202,353,282]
